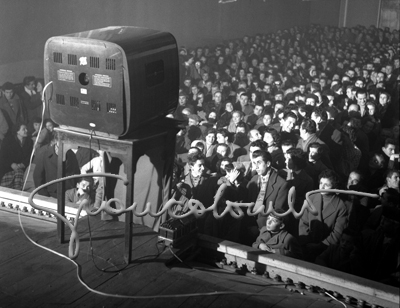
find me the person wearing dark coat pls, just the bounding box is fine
[0,122,33,190]
[19,76,43,124]
[172,152,219,233]
[280,148,314,237]
[252,211,303,259]
[299,169,348,262]
[246,150,291,230]
[33,134,80,198]
[312,107,343,172]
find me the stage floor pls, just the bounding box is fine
[0,210,344,308]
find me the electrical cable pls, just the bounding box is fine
[325,291,348,308]
[168,245,183,263]
[22,81,53,191]
[18,210,289,300]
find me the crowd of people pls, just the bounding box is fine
[0,23,398,286]
[171,24,399,286]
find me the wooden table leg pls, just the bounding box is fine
[57,140,66,244]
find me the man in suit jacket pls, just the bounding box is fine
[173,152,219,233]
[19,76,42,124]
[235,139,268,181]
[246,150,291,229]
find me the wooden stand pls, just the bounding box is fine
[55,120,180,263]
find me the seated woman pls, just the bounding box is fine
[0,122,33,190]
[299,169,349,262]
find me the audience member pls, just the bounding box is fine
[33,133,80,198]
[252,209,303,259]
[0,82,24,128]
[246,150,291,230]
[299,169,348,262]
[0,122,33,190]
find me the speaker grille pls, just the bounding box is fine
[91,100,101,111]
[56,94,65,105]
[90,56,100,68]
[106,58,116,70]
[68,54,77,65]
[106,103,117,114]
[53,52,62,63]
[70,96,79,108]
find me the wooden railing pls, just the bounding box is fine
[198,234,400,308]
[0,186,86,223]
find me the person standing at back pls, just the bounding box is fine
[0,82,24,128]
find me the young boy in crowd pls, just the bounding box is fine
[252,209,303,259]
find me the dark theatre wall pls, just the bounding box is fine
[0,0,311,83]
[309,0,341,26]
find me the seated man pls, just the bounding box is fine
[239,128,262,156]
[216,128,243,161]
[173,152,219,232]
[0,82,24,127]
[65,176,100,209]
[297,118,332,169]
[235,139,268,180]
[246,150,291,229]
[281,147,314,237]
[244,104,263,129]
[19,76,42,124]
[379,138,399,170]
[252,210,303,259]
[304,142,329,189]
[204,170,244,243]
[271,111,298,146]
[206,143,229,173]
[311,107,343,170]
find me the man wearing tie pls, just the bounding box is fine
[246,150,291,232]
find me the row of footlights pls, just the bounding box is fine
[0,200,75,224]
[218,258,383,308]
